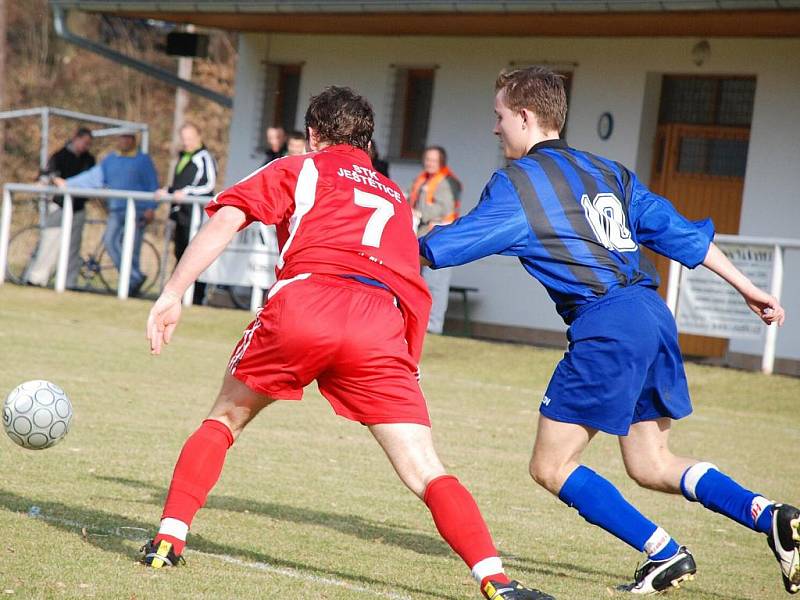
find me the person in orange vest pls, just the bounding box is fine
[409,146,462,334]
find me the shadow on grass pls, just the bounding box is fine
[0,488,460,600]
[95,475,639,588]
[96,474,454,558]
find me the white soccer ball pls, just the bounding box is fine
[3,380,73,450]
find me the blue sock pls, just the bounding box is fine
[681,462,774,534]
[559,466,679,558]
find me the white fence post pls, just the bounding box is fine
[182,201,201,306]
[250,286,264,313]
[761,244,784,375]
[665,259,681,316]
[54,194,74,293]
[118,197,137,299]
[0,188,12,285]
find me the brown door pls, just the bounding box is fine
[648,123,749,357]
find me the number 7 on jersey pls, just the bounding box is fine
[354,188,395,247]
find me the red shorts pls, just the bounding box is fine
[228,273,430,426]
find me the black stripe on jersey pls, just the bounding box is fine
[503,163,607,297]
[580,152,631,211]
[578,153,659,287]
[560,150,642,281]
[536,153,627,286]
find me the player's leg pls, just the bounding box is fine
[622,417,800,594]
[370,422,553,600]
[143,373,276,567]
[531,415,684,566]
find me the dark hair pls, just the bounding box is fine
[74,127,93,139]
[305,86,374,151]
[424,145,447,166]
[495,66,567,133]
[287,130,306,142]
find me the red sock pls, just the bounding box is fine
[156,419,234,552]
[423,475,507,586]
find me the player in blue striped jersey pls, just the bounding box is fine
[420,66,798,595]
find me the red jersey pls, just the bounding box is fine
[206,145,431,362]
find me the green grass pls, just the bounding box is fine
[0,284,798,599]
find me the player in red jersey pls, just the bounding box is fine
[141,86,554,600]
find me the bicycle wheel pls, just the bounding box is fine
[139,238,161,296]
[227,285,254,310]
[78,248,115,293]
[5,226,41,285]
[95,239,161,297]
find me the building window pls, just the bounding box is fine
[659,76,756,127]
[388,67,436,160]
[261,63,303,145]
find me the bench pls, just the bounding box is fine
[448,286,479,337]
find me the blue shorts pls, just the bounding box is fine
[541,286,692,436]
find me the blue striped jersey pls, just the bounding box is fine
[419,139,714,324]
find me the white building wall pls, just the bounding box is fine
[227,33,800,360]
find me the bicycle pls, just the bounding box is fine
[5,215,164,296]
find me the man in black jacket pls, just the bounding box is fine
[27,127,95,288]
[156,122,217,305]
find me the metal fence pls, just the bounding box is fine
[0,183,210,306]
[665,234,800,375]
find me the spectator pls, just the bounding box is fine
[368,139,389,177]
[156,122,217,305]
[264,126,287,164]
[56,133,159,297]
[286,130,308,156]
[408,146,462,334]
[27,127,95,289]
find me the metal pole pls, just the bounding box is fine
[182,201,201,306]
[54,193,73,293]
[118,197,136,299]
[40,107,49,172]
[250,285,263,313]
[665,259,681,316]
[0,187,12,285]
[761,244,784,375]
[140,128,149,154]
[160,218,175,293]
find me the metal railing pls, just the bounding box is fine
[0,107,150,172]
[665,234,800,375]
[0,183,211,306]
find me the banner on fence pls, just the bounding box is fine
[676,244,773,340]
[199,222,278,289]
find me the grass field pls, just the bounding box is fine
[1,285,798,599]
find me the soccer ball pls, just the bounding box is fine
[3,380,73,450]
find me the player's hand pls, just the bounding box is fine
[154,188,167,200]
[147,290,182,355]
[53,177,67,188]
[741,285,785,326]
[173,189,187,201]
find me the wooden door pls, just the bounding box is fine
[648,123,749,357]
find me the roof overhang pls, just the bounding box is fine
[49,1,800,37]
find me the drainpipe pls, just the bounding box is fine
[52,6,233,109]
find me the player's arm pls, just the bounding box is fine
[701,243,785,326]
[419,172,528,268]
[147,205,246,355]
[628,174,715,269]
